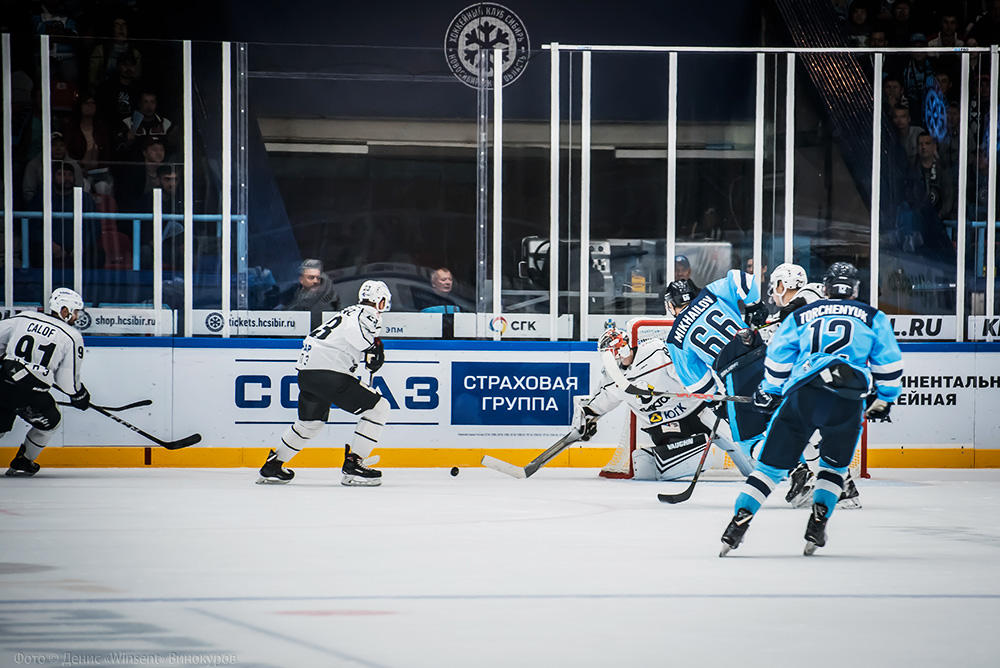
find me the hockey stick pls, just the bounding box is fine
[57,399,153,412]
[91,405,202,450]
[601,350,751,403]
[657,415,722,504]
[481,430,581,479]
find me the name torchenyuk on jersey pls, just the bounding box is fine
[796,301,874,325]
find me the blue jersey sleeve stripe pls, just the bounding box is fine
[690,372,716,394]
[740,271,750,298]
[872,369,903,381]
[871,360,903,373]
[764,359,793,372]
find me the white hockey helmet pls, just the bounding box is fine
[358,280,392,312]
[49,287,84,321]
[769,263,807,306]
[598,326,631,362]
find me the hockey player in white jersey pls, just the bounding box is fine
[257,280,392,486]
[1,288,90,476]
[574,327,755,479]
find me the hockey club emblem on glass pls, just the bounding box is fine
[444,2,530,89]
[205,311,225,333]
[74,310,92,331]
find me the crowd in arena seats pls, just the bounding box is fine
[4,1,197,272]
[837,1,1000,253]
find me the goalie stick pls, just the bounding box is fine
[657,415,722,504]
[481,430,581,479]
[91,405,202,450]
[600,350,751,403]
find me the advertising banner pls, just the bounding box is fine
[888,315,956,341]
[75,308,175,336]
[191,310,310,337]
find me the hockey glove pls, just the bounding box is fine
[364,337,385,373]
[744,302,769,329]
[572,406,600,441]
[752,387,781,414]
[69,384,91,411]
[865,399,892,423]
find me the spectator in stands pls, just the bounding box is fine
[902,33,935,127]
[95,48,141,127]
[27,161,100,270]
[846,1,872,45]
[135,165,186,271]
[915,132,954,219]
[116,90,174,160]
[938,101,962,172]
[929,12,965,48]
[968,0,1000,45]
[30,0,80,84]
[117,136,166,210]
[430,267,454,299]
[868,26,889,48]
[887,0,917,47]
[22,132,84,203]
[63,93,112,174]
[137,163,184,215]
[88,15,142,92]
[934,71,957,105]
[883,75,907,117]
[893,104,925,160]
[675,255,700,293]
[276,259,341,329]
[11,87,46,176]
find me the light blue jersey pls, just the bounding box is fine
[761,299,903,402]
[666,270,761,394]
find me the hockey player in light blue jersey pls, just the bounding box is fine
[664,270,768,457]
[719,263,903,557]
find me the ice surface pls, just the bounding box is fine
[1,467,998,667]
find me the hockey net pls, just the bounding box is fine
[599,317,868,479]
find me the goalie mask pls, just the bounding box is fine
[358,280,392,313]
[769,263,807,307]
[49,287,84,324]
[823,262,860,300]
[598,327,631,363]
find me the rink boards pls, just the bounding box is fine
[0,338,998,468]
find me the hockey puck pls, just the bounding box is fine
[450,467,460,476]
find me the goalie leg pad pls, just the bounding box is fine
[350,396,389,460]
[643,433,709,481]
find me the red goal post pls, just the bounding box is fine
[598,317,868,479]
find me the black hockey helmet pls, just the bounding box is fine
[665,279,695,310]
[823,262,860,299]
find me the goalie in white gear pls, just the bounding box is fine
[1,288,90,476]
[258,280,392,486]
[574,327,755,481]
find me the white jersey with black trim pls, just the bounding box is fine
[588,338,703,431]
[0,311,85,392]
[296,303,381,375]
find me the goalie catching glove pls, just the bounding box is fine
[364,337,385,373]
[571,405,600,441]
[865,399,892,422]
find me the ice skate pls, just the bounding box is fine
[5,444,40,477]
[720,508,754,556]
[785,461,814,508]
[256,450,294,484]
[836,472,862,509]
[342,444,382,487]
[804,503,829,556]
